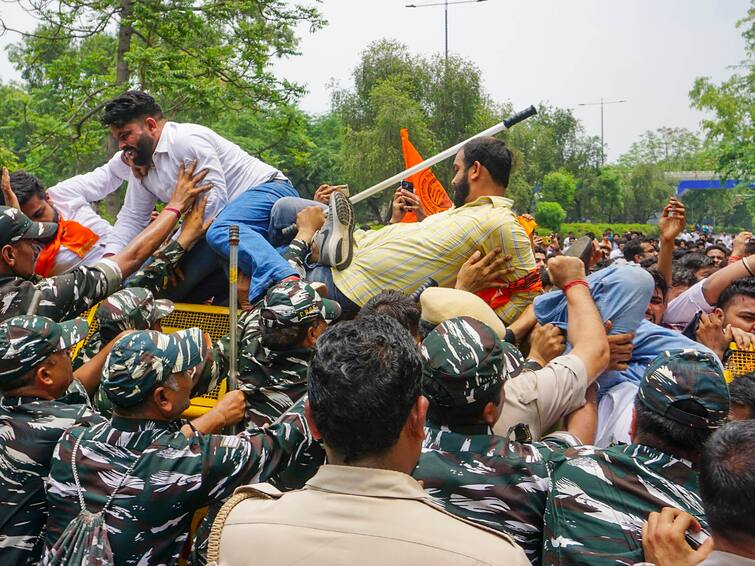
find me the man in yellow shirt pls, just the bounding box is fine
[271,136,537,324]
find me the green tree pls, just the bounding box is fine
[332,40,500,221]
[618,127,709,171]
[597,167,624,224]
[689,1,754,182]
[534,201,566,232]
[541,171,577,210]
[623,164,673,223]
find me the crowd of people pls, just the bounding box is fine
[0,90,753,566]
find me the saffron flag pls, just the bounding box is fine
[399,128,453,223]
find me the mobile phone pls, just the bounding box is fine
[400,180,414,192]
[333,184,350,197]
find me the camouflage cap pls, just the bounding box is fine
[421,316,510,408]
[260,280,341,328]
[0,206,57,247]
[0,315,88,384]
[102,328,207,408]
[96,287,174,335]
[638,349,730,430]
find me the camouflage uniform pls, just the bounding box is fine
[0,315,104,565]
[0,205,187,323]
[74,286,176,417]
[43,329,313,565]
[415,316,579,565]
[198,279,340,427]
[542,349,730,566]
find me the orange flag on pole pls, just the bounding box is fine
[400,128,453,222]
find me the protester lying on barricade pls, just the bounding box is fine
[0,161,210,322]
[267,136,539,323]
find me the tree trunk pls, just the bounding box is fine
[116,0,133,86]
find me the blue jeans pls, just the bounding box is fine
[206,181,299,303]
[534,264,717,389]
[164,238,227,304]
[269,196,360,318]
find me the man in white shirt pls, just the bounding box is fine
[2,156,130,275]
[100,90,305,303]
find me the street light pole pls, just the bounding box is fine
[577,98,627,166]
[405,0,488,64]
[444,0,448,62]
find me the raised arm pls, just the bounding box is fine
[47,151,131,217]
[109,161,211,278]
[702,245,755,305]
[657,197,686,286]
[547,256,610,381]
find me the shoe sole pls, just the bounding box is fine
[320,191,355,271]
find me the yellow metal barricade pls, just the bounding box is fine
[70,302,231,417]
[725,342,755,383]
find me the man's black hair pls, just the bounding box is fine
[729,374,755,418]
[357,291,421,339]
[745,240,755,257]
[699,420,755,543]
[679,252,713,272]
[623,238,646,262]
[671,267,697,289]
[716,277,755,310]
[260,319,319,350]
[633,398,713,454]
[646,268,668,300]
[307,315,422,463]
[3,171,46,207]
[461,136,513,188]
[102,90,164,127]
[706,244,728,257]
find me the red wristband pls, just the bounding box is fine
[163,207,181,219]
[563,279,589,294]
[729,255,742,263]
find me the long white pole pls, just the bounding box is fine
[350,105,537,204]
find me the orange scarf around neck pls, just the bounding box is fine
[34,213,100,277]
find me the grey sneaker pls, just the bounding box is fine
[313,190,355,270]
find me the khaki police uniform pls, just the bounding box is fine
[495,353,588,440]
[212,464,530,566]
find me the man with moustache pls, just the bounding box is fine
[100,91,355,304]
[267,136,538,322]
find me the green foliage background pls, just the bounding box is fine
[0,0,752,227]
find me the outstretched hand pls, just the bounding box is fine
[1,167,21,210]
[455,248,514,293]
[168,160,213,213]
[659,197,686,242]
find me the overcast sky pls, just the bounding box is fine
[0,0,749,162]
